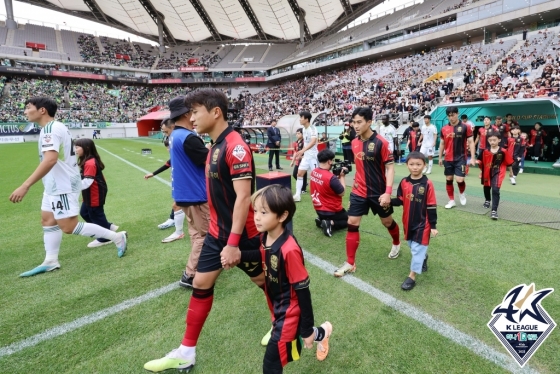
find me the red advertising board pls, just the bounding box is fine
[26,42,46,50]
[178,66,207,72]
[187,58,199,65]
[235,77,266,82]
[115,54,131,61]
[51,71,107,80]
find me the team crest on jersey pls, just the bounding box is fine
[355,152,365,160]
[212,148,220,163]
[406,193,414,201]
[418,186,425,195]
[44,134,52,143]
[270,255,278,271]
[368,142,375,152]
[488,283,556,367]
[496,154,502,161]
[232,145,246,161]
[457,127,462,132]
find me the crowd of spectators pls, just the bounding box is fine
[78,35,157,69]
[156,46,222,70]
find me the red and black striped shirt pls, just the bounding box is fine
[206,126,258,241]
[441,123,473,162]
[351,131,393,198]
[81,158,107,207]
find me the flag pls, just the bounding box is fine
[107,89,121,98]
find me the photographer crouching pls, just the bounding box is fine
[310,149,351,237]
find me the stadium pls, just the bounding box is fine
[1,0,559,373]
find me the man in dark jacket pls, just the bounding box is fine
[267,119,282,171]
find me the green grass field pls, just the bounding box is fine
[1,138,559,374]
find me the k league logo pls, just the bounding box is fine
[487,283,556,367]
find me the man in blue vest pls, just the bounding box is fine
[266,119,283,171]
[168,96,210,289]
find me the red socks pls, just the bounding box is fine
[446,180,454,200]
[346,224,360,265]
[182,287,214,347]
[387,220,400,245]
[457,181,466,194]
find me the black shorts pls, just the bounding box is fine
[263,337,303,373]
[347,193,394,218]
[197,234,263,278]
[443,160,466,177]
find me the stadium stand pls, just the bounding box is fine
[60,29,87,62]
[214,44,297,69]
[12,23,58,51]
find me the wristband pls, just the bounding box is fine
[385,186,393,195]
[227,233,241,247]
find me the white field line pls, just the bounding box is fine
[0,283,179,358]
[0,146,540,373]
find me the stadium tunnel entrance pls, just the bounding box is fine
[137,111,170,137]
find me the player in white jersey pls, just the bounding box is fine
[9,97,128,277]
[293,111,318,202]
[379,115,397,152]
[418,115,438,174]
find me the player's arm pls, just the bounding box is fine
[9,150,58,203]
[474,132,480,147]
[299,135,317,154]
[379,162,395,207]
[438,137,445,165]
[390,182,403,207]
[418,133,423,145]
[468,136,476,165]
[221,178,252,268]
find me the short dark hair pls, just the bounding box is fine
[184,89,228,120]
[406,151,426,164]
[511,125,520,130]
[352,107,373,121]
[317,149,335,163]
[25,97,57,117]
[535,122,542,127]
[251,184,296,228]
[495,116,502,120]
[299,111,312,121]
[445,106,458,114]
[484,116,492,120]
[460,114,468,120]
[412,121,420,128]
[424,115,431,120]
[506,113,513,117]
[296,128,303,134]
[487,130,502,139]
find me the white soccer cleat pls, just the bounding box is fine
[87,239,112,248]
[445,200,456,209]
[459,193,467,206]
[162,232,185,243]
[519,168,523,174]
[510,177,516,185]
[334,262,356,277]
[293,194,301,202]
[388,244,400,259]
[158,219,175,230]
[426,167,432,175]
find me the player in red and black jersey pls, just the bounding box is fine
[406,121,420,152]
[74,138,117,248]
[528,122,547,163]
[438,106,476,209]
[334,107,401,278]
[493,116,510,148]
[232,185,332,373]
[144,89,266,373]
[391,152,438,291]
[507,125,526,184]
[476,131,513,220]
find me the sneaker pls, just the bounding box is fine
[510,177,516,185]
[422,167,427,175]
[315,217,321,228]
[491,211,498,220]
[179,271,193,289]
[87,239,112,248]
[422,255,428,273]
[143,349,195,373]
[483,201,491,209]
[401,277,416,291]
[445,200,456,209]
[425,167,432,175]
[519,168,523,173]
[321,220,332,237]
[459,193,467,206]
[261,327,273,346]
[276,167,283,170]
[316,321,333,361]
[388,244,400,259]
[334,262,356,277]
[115,231,128,258]
[158,219,175,230]
[293,194,301,202]
[162,232,185,243]
[19,261,60,277]
[269,167,273,171]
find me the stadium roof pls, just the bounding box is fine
[20,0,381,44]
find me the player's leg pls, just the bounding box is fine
[483,186,491,209]
[443,162,457,208]
[455,162,467,205]
[378,209,400,259]
[55,193,127,257]
[490,175,500,219]
[263,340,285,374]
[162,202,185,243]
[511,160,519,184]
[180,203,209,288]
[268,147,274,170]
[85,205,117,247]
[294,158,310,200]
[402,240,428,291]
[331,209,349,232]
[158,207,175,229]
[335,194,365,277]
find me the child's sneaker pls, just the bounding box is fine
[483,201,490,209]
[491,211,498,220]
[388,244,400,259]
[445,200,456,209]
[316,322,332,361]
[143,349,195,372]
[321,220,332,237]
[459,193,467,206]
[334,262,356,277]
[519,168,523,173]
[510,177,516,185]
